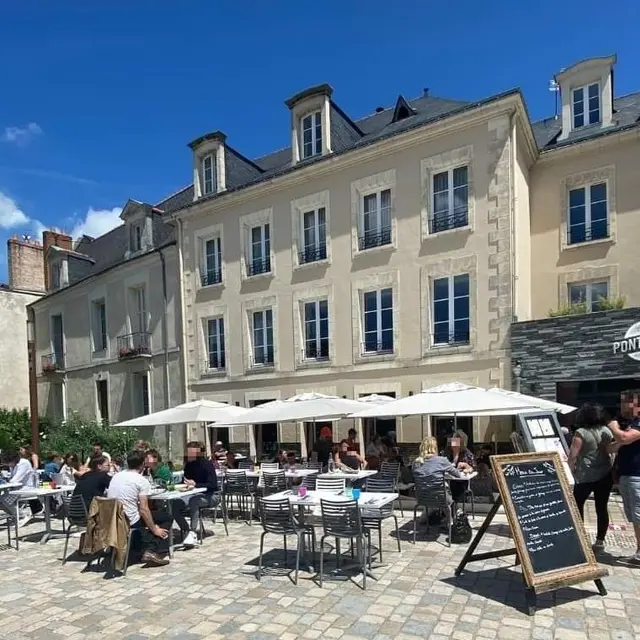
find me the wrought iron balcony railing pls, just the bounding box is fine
[41,352,64,372]
[358,227,392,251]
[429,210,469,234]
[247,257,271,276]
[432,330,470,346]
[201,269,222,287]
[303,343,330,361]
[567,221,609,245]
[250,347,275,367]
[117,332,151,359]
[298,244,327,265]
[361,340,394,355]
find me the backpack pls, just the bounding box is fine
[450,510,472,544]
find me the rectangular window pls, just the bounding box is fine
[299,207,327,264]
[129,286,148,334]
[91,299,107,351]
[433,274,470,345]
[359,189,392,250]
[252,309,274,366]
[303,300,329,360]
[130,223,143,252]
[248,224,271,276]
[51,262,62,289]
[51,382,65,423]
[568,281,609,312]
[207,317,226,370]
[51,314,64,368]
[301,111,322,158]
[431,166,469,233]
[133,372,150,417]
[568,182,608,244]
[572,83,600,129]
[202,237,222,286]
[202,154,216,195]
[362,288,393,354]
[96,379,109,424]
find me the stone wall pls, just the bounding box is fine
[510,307,640,399]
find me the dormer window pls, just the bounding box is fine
[130,223,143,253]
[573,83,600,129]
[301,111,322,159]
[202,154,216,195]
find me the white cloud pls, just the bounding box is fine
[2,122,42,146]
[0,191,29,228]
[70,207,123,239]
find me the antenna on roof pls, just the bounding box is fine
[549,79,560,119]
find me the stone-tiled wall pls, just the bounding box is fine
[510,307,640,399]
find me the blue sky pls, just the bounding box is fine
[1,1,639,282]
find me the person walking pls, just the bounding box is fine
[567,403,614,553]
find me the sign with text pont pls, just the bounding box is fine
[491,452,607,593]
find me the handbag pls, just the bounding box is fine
[451,510,472,544]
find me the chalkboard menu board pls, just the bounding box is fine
[491,452,607,593]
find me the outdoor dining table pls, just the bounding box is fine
[9,485,74,545]
[446,471,478,517]
[0,482,24,493]
[317,469,378,483]
[148,486,207,557]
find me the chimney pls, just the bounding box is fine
[42,230,72,290]
[6,236,45,293]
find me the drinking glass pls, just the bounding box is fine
[299,486,307,498]
[352,488,361,500]
[345,486,353,499]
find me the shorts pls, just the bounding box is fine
[618,476,640,524]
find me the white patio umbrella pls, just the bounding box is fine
[223,392,378,458]
[114,399,252,457]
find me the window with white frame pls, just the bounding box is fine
[50,261,62,289]
[133,372,150,417]
[432,274,470,345]
[206,317,225,370]
[431,166,469,233]
[252,309,274,366]
[130,223,143,253]
[201,154,216,195]
[362,288,393,354]
[301,111,322,159]
[568,182,608,244]
[91,299,107,351]
[299,208,327,264]
[202,236,222,286]
[303,300,329,360]
[359,189,391,250]
[568,281,609,312]
[572,83,600,129]
[248,224,271,276]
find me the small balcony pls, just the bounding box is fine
[432,330,470,347]
[303,343,330,362]
[358,227,392,251]
[247,257,271,277]
[117,332,151,359]
[250,347,275,368]
[361,340,394,356]
[298,244,327,265]
[202,355,226,375]
[567,221,609,245]
[41,352,64,373]
[429,210,468,234]
[201,269,222,287]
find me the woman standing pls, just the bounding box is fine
[567,403,613,552]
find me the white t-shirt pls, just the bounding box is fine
[106,470,151,525]
[85,451,111,467]
[11,458,34,486]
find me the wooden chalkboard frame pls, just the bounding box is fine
[491,451,607,594]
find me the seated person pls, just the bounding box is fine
[42,453,61,481]
[412,436,463,507]
[334,439,366,471]
[172,441,219,548]
[212,441,227,465]
[145,449,173,487]
[225,450,237,470]
[0,450,42,519]
[444,430,475,502]
[107,450,173,567]
[72,455,112,510]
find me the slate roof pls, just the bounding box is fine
[532,90,640,151]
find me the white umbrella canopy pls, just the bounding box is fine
[452,388,576,416]
[350,382,544,419]
[358,393,396,404]
[113,399,249,427]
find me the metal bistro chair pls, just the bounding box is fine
[61,494,89,563]
[413,471,453,546]
[262,470,287,496]
[237,460,254,470]
[318,498,371,590]
[316,477,345,494]
[362,477,401,561]
[380,460,404,516]
[260,462,279,471]
[225,471,257,524]
[300,474,317,491]
[197,491,229,542]
[304,462,323,471]
[257,497,316,585]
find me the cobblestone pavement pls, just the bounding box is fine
[0,494,639,640]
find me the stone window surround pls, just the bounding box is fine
[193,139,226,199]
[292,284,334,370]
[350,168,397,256]
[242,295,278,372]
[123,272,151,348]
[195,222,225,289]
[88,285,108,359]
[351,270,399,364]
[560,165,616,252]
[47,303,66,371]
[420,254,478,357]
[290,94,332,164]
[239,208,274,281]
[92,370,110,424]
[558,264,619,307]
[290,190,331,269]
[197,304,228,377]
[420,144,474,240]
[124,210,153,259]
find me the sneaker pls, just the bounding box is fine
[141,551,170,567]
[592,540,605,553]
[182,531,198,547]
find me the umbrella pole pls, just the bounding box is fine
[421,415,424,440]
[204,422,212,458]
